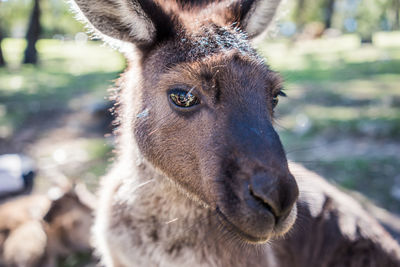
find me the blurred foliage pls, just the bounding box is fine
[280,0,399,40]
[0,0,84,38]
[1,33,399,212]
[0,0,399,41]
[0,2,399,265]
[258,33,400,212]
[0,38,124,195]
[353,0,398,40]
[0,38,124,137]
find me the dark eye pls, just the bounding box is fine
[169,89,200,108]
[272,91,286,109]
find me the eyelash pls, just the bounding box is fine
[271,90,286,109]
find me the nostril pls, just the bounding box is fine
[248,185,277,218]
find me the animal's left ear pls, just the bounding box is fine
[230,0,282,38]
[69,0,175,49]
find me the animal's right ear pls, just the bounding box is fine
[70,0,175,48]
[228,0,282,39]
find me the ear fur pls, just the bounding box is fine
[70,0,173,47]
[230,0,282,38]
[70,0,280,46]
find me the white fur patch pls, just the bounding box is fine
[70,0,156,45]
[265,245,279,267]
[185,25,264,63]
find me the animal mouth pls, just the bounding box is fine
[248,184,277,218]
[215,206,272,244]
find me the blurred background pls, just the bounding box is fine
[0,0,399,265]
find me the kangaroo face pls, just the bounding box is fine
[72,0,297,243]
[134,26,298,243]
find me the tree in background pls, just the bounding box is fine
[0,31,5,67]
[323,0,336,29]
[0,1,5,67]
[24,0,41,64]
[294,0,307,30]
[392,0,400,30]
[353,0,390,42]
[293,0,336,33]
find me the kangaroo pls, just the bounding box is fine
[0,184,95,267]
[70,0,400,266]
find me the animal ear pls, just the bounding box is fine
[70,0,175,47]
[230,0,282,38]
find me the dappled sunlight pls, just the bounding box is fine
[1,34,399,213]
[263,33,400,214]
[260,33,400,72]
[1,0,399,265]
[0,40,118,202]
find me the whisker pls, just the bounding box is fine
[134,179,155,190]
[285,145,325,154]
[165,218,179,224]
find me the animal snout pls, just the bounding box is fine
[248,172,299,222]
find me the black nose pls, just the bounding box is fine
[248,172,298,220]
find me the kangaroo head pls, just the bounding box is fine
[72,0,298,244]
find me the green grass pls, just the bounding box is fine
[0,38,125,138]
[0,38,125,265]
[258,33,400,212]
[258,33,400,139]
[302,157,400,212]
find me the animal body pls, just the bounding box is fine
[0,184,95,267]
[70,0,400,266]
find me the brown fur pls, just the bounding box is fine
[70,0,400,266]
[93,162,400,266]
[0,185,95,267]
[278,164,400,267]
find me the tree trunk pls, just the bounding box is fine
[0,1,5,67]
[0,31,5,67]
[295,0,307,31]
[323,0,335,29]
[394,0,400,30]
[23,0,41,64]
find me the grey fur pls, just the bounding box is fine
[70,0,156,45]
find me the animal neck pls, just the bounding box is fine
[112,154,277,266]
